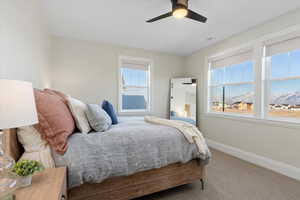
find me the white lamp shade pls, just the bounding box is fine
[0,80,38,129]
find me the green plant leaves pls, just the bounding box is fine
[12,160,44,177]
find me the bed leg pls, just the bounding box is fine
[200,179,204,190]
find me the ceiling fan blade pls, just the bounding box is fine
[186,9,207,23]
[146,12,172,23]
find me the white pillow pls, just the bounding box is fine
[67,97,91,134]
[17,126,55,168]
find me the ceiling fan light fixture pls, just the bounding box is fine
[146,0,207,23]
[173,8,188,19]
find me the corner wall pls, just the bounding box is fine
[185,9,300,169]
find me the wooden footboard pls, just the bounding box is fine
[69,160,205,200]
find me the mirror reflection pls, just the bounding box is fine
[170,78,197,125]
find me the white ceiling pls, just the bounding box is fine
[41,0,300,56]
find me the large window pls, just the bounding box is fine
[207,30,300,123]
[265,36,300,119]
[119,57,151,113]
[209,50,255,115]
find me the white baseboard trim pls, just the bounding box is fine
[206,139,300,181]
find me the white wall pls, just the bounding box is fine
[0,0,51,88]
[50,36,185,117]
[186,8,300,168]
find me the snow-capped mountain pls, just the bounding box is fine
[226,92,254,104]
[212,91,300,105]
[271,91,300,105]
[211,92,254,104]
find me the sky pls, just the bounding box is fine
[121,68,148,87]
[271,50,300,79]
[211,61,254,98]
[211,61,254,85]
[271,79,300,96]
[211,49,300,102]
[270,50,300,96]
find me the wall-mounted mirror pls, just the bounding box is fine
[170,78,197,125]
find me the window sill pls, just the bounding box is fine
[203,112,300,129]
[118,110,151,116]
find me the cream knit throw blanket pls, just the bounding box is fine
[144,116,209,155]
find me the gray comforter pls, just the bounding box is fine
[54,118,211,189]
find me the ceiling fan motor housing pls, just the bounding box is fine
[172,0,189,10]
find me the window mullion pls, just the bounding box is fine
[263,53,272,120]
[253,42,264,119]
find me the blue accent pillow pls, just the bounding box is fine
[101,100,118,125]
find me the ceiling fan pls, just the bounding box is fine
[146,0,207,23]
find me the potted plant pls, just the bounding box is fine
[12,160,44,187]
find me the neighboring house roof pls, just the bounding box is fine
[122,95,146,110]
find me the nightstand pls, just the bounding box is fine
[14,167,67,200]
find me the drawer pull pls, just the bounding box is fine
[61,195,66,200]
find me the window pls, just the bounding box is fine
[119,57,151,113]
[265,36,300,119]
[209,50,255,115]
[206,29,300,124]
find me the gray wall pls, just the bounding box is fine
[50,36,186,118]
[0,0,51,88]
[186,8,300,168]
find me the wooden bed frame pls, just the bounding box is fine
[3,129,206,200]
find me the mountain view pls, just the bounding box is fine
[210,49,300,117]
[225,92,254,105]
[212,90,300,117]
[213,91,300,105]
[270,91,300,105]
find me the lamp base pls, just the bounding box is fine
[0,177,17,200]
[0,145,17,200]
[1,194,15,200]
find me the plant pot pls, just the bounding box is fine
[18,175,32,188]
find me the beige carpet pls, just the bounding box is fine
[136,149,300,200]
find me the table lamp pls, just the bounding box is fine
[0,79,38,199]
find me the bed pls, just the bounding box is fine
[3,119,209,200]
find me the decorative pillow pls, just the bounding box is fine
[86,104,112,132]
[44,88,69,103]
[18,126,55,168]
[34,89,75,155]
[102,100,118,125]
[67,97,91,134]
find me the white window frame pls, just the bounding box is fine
[204,24,300,127]
[263,31,300,124]
[207,46,257,117]
[118,56,152,115]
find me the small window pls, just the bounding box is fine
[119,57,151,113]
[209,50,255,115]
[265,36,300,119]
